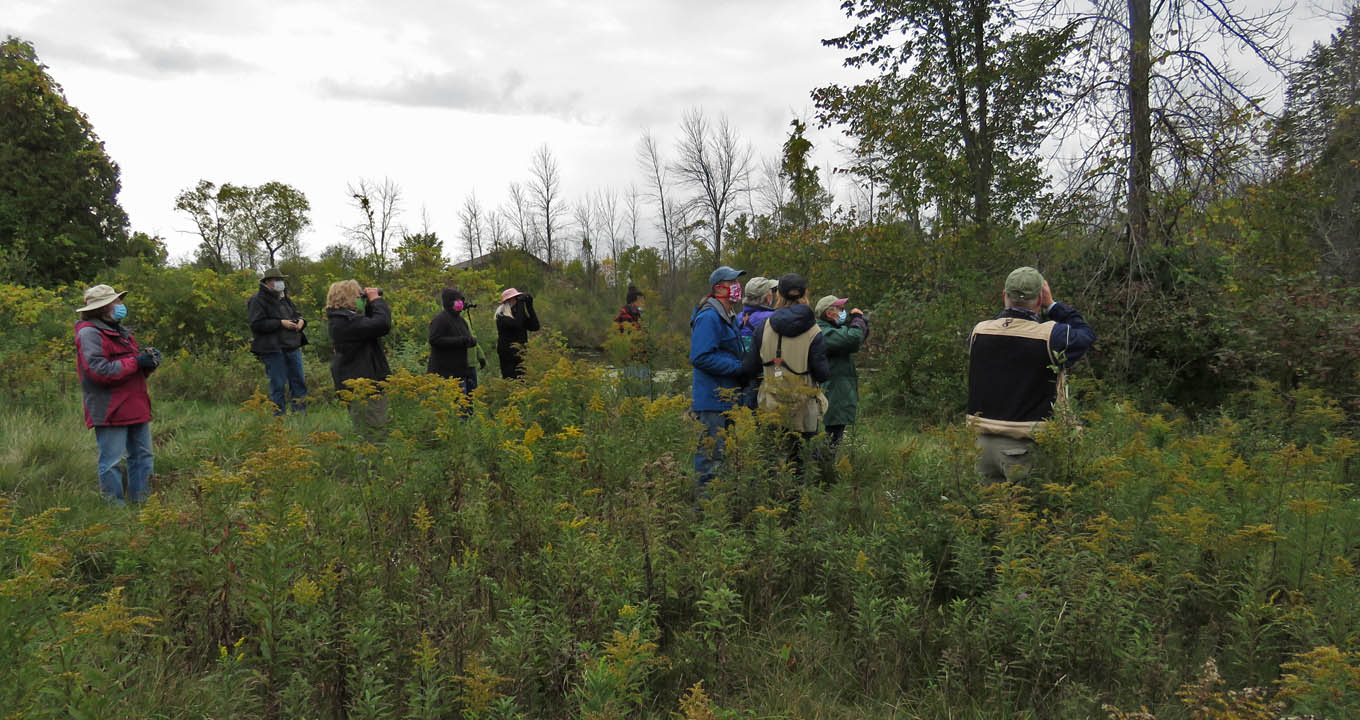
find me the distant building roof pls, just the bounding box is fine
[452,247,550,270]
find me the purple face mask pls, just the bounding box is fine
[728,282,742,299]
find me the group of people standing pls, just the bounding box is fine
[72,262,1093,505]
[72,272,542,503]
[688,266,870,491]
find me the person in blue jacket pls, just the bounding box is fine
[689,265,747,493]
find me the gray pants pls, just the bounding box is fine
[348,395,388,442]
[975,434,1036,484]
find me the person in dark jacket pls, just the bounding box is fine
[614,286,644,332]
[967,267,1095,483]
[741,273,831,479]
[326,279,392,435]
[428,287,479,397]
[495,287,540,380]
[814,294,868,451]
[74,284,161,504]
[690,265,747,493]
[247,267,308,415]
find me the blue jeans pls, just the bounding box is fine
[260,349,308,413]
[693,410,731,495]
[95,423,153,503]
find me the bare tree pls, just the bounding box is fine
[594,188,623,287]
[624,183,642,249]
[528,144,567,264]
[638,130,682,284]
[572,199,597,289]
[485,209,511,252]
[672,108,753,262]
[346,177,403,278]
[757,156,789,228]
[506,182,533,253]
[1045,0,1290,252]
[458,191,484,263]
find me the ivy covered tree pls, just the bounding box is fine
[0,37,131,285]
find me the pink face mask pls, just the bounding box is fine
[453,300,465,311]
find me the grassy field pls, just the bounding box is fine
[3,336,1360,719]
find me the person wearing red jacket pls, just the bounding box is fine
[74,284,161,504]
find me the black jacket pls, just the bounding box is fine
[495,298,540,354]
[740,304,831,383]
[326,298,392,391]
[427,289,477,378]
[247,283,307,354]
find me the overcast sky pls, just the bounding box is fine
[4,0,1350,263]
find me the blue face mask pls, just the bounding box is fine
[110,304,128,322]
[837,310,847,324]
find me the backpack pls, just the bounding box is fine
[756,321,827,433]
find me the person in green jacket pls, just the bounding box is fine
[814,294,869,450]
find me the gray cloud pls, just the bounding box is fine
[4,28,252,77]
[320,69,584,120]
[124,38,252,75]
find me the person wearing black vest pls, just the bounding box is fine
[967,267,1095,483]
[247,268,308,415]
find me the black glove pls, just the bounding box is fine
[137,350,159,371]
[479,356,487,370]
[467,337,478,347]
[522,293,533,304]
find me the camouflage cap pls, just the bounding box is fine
[1004,267,1045,302]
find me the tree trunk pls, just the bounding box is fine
[1127,0,1153,252]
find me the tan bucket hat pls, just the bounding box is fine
[75,284,128,313]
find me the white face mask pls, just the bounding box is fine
[271,280,285,292]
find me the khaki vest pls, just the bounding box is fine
[757,321,827,432]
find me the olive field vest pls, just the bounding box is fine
[966,315,1066,440]
[758,321,827,433]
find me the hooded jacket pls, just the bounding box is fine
[427,289,477,379]
[817,314,868,426]
[740,304,831,385]
[689,296,746,412]
[247,282,307,354]
[75,318,152,428]
[326,297,392,391]
[736,303,774,350]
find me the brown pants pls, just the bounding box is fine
[975,434,1036,484]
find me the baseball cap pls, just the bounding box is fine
[707,266,746,287]
[814,295,848,316]
[1004,267,1045,302]
[743,276,779,303]
[777,273,807,300]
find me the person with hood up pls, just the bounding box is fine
[741,273,831,478]
[326,280,392,435]
[427,287,480,397]
[689,265,747,492]
[247,267,308,415]
[814,294,869,452]
[74,284,161,504]
[495,287,540,380]
[735,276,779,408]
